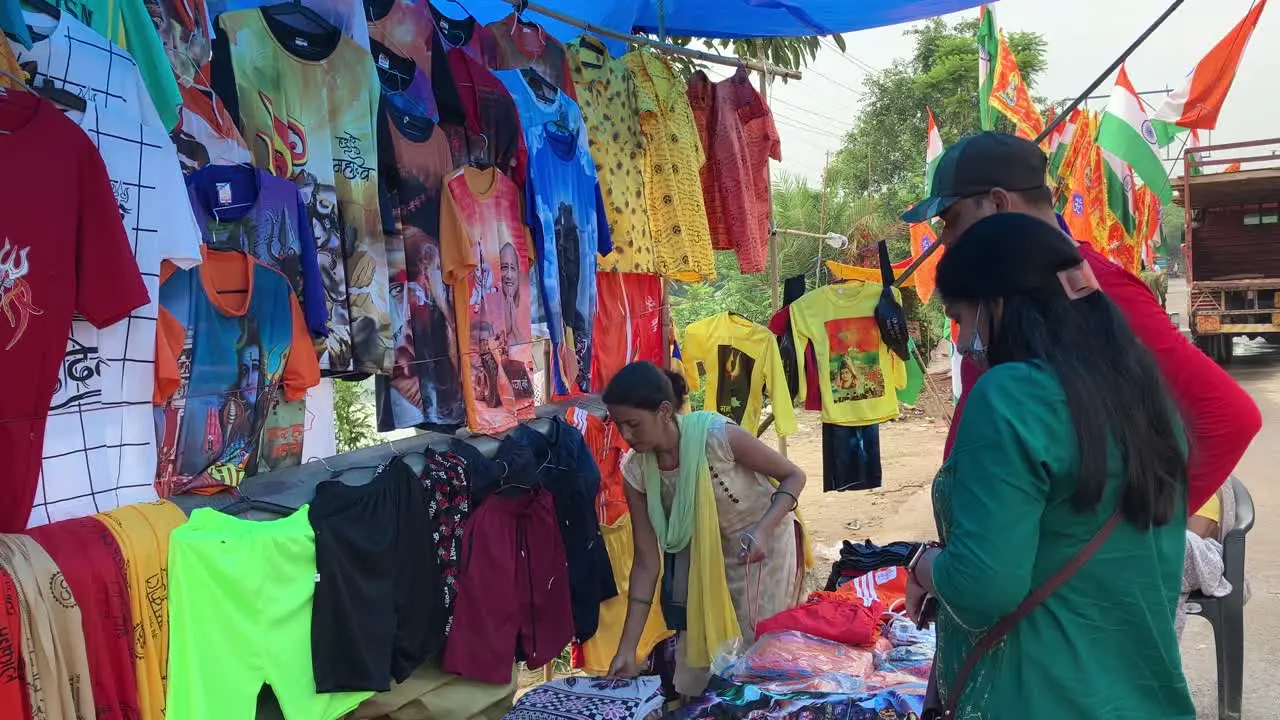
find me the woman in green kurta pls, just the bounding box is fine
[907,214,1195,719]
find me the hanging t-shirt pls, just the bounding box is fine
[791,283,908,426]
[567,37,654,274]
[591,272,663,393]
[687,69,780,272]
[499,71,610,396]
[0,95,149,532]
[439,166,536,434]
[623,49,713,282]
[29,102,203,527]
[487,14,577,101]
[14,10,163,129]
[186,164,328,335]
[154,250,321,495]
[0,36,21,85]
[46,0,183,129]
[682,312,797,437]
[445,48,526,184]
[213,8,391,373]
[429,4,499,66]
[372,44,468,430]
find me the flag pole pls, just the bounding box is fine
[894,0,1187,288]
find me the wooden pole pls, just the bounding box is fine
[758,47,787,459]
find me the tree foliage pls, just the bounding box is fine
[828,17,1048,210]
[657,35,846,80]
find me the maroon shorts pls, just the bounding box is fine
[28,517,137,720]
[443,489,573,684]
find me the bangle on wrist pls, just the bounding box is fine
[771,490,799,512]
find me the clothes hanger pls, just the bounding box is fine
[218,493,300,517]
[468,131,492,169]
[521,68,559,105]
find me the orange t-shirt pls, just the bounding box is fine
[565,407,630,526]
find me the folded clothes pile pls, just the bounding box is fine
[824,540,917,592]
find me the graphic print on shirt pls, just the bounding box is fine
[553,202,590,392]
[714,345,754,425]
[825,316,885,404]
[0,238,39,350]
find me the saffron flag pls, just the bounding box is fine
[988,29,1045,141]
[1152,0,1267,144]
[1097,65,1172,204]
[1133,185,1163,269]
[977,5,999,131]
[1059,112,1108,244]
[909,223,942,303]
[1048,108,1081,181]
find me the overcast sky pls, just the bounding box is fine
[727,0,1279,184]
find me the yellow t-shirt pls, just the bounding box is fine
[682,312,797,436]
[0,41,21,90]
[791,283,907,425]
[568,38,656,274]
[623,49,714,283]
[1195,492,1222,523]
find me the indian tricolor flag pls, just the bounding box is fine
[976,5,999,131]
[1047,108,1080,181]
[1152,0,1267,144]
[913,107,946,304]
[925,107,944,188]
[1096,65,1172,204]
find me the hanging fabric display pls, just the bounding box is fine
[153,250,322,495]
[591,271,664,392]
[489,12,578,100]
[440,166,537,434]
[567,36,656,274]
[681,312,796,436]
[213,7,389,373]
[499,69,610,396]
[623,49,714,282]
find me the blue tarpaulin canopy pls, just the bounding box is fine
[461,0,986,47]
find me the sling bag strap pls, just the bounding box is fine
[937,510,1123,717]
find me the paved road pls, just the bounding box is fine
[1181,329,1280,719]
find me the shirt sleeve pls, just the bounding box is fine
[932,364,1054,632]
[209,20,241,133]
[438,180,476,286]
[594,183,613,257]
[155,139,204,269]
[764,333,796,436]
[791,305,813,405]
[76,141,148,329]
[1083,246,1262,512]
[282,292,322,402]
[295,193,329,337]
[119,0,182,131]
[680,321,706,393]
[153,305,185,404]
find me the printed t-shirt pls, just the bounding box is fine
[623,49,713,282]
[0,38,21,86]
[30,102,203,528]
[14,10,162,128]
[682,312,797,436]
[791,283,908,426]
[564,407,628,526]
[499,71,611,396]
[0,95,148,533]
[687,70,780,272]
[214,8,390,373]
[366,0,445,121]
[154,250,321,495]
[445,48,526,184]
[373,46,469,431]
[487,14,577,101]
[47,0,182,129]
[567,37,654,274]
[187,164,328,335]
[440,166,537,434]
[591,272,663,392]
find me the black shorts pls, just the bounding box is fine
[309,457,444,692]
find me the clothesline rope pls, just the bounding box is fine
[502,0,803,80]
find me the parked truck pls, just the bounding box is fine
[1176,137,1280,365]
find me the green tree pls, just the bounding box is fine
[654,36,846,80]
[828,17,1049,208]
[334,378,379,453]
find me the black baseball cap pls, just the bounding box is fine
[901,132,1049,223]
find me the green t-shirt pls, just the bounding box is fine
[54,0,181,130]
[899,338,924,406]
[931,361,1193,719]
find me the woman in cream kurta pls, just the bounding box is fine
[604,361,805,698]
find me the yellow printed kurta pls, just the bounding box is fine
[568,38,655,274]
[622,49,713,283]
[96,500,188,720]
[791,283,908,426]
[682,312,796,436]
[219,10,391,374]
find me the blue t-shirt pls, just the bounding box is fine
[2,0,32,47]
[497,70,611,395]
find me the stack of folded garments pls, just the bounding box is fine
[504,677,665,720]
[824,540,917,592]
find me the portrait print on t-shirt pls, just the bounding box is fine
[715,345,754,425]
[825,316,886,404]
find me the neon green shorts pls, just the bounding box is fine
[165,506,371,719]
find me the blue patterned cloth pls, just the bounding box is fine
[506,677,665,720]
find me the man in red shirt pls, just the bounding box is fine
[901,132,1260,512]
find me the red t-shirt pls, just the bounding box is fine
[0,95,148,531]
[946,241,1261,512]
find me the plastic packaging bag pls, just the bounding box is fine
[716,631,874,694]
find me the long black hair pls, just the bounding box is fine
[936,213,1186,528]
[602,361,689,411]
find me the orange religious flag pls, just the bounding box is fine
[908,222,943,303]
[988,30,1045,141]
[1060,114,1108,244]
